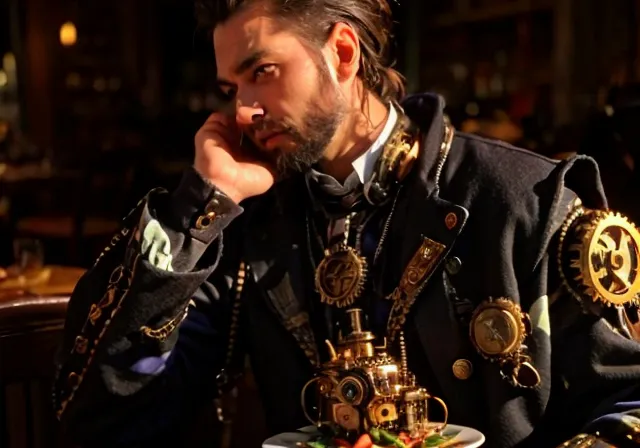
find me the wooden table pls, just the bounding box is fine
[0,265,85,298]
[0,265,85,448]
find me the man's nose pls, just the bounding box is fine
[236,101,264,126]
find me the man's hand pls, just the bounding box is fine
[194,111,275,204]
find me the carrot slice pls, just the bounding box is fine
[353,433,373,448]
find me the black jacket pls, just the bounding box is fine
[53,93,640,448]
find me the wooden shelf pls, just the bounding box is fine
[429,0,554,28]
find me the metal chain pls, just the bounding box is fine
[305,188,401,274]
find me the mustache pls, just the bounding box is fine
[249,115,295,136]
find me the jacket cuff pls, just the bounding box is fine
[167,166,243,244]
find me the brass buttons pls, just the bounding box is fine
[195,211,216,230]
[452,359,473,380]
[73,336,88,354]
[195,198,221,230]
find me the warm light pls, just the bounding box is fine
[465,102,480,117]
[66,72,81,88]
[60,22,77,47]
[2,53,16,72]
[0,70,7,88]
[93,77,106,92]
[378,365,398,375]
[108,77,122,91]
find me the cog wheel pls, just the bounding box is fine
[558,208,640,307]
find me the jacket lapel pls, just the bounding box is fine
[392,95,485,421]
[243,184,320,367]
[387,194,469,342]
[386,97,469,343]
[386,175,486,425]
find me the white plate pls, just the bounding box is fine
[263,424,485,448]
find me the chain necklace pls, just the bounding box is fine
[311,211,368,308]
[306,189,401,308]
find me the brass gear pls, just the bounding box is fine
[558,207,640,307]
[315,245,368,308]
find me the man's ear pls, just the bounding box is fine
[322,22,360,84]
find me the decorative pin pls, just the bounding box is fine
[315,245,368,308]
[469,297,540,388]
[558,208,640,308]
[445,212,458,230]
[364,109,419,205]
[386,236,447,342]
[315,214,368,308]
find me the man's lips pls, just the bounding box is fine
[256,131,286,147]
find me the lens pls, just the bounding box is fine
[342,381,359,403]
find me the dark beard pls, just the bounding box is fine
[274,104,343,178]
[251,64,345,178]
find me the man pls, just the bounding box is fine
[53,0,640,447]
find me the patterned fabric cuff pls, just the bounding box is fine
[168,166,243,243]
[134,167,243,273]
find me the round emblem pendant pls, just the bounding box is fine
[314,245,367,308]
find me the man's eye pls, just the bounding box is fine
[254,64,277,80]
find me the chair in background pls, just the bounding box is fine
[0,293,71,448]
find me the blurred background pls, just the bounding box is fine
[0,0,639,268]
[0,1,639,447]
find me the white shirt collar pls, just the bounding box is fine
[351,105,398,183]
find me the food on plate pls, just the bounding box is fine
[299,310,456,448]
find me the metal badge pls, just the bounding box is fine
[470,297,540,388]
[559,207,640,308]
[314,213,368,309]
[470,298,526,356]
[386,237,447,342]
[315,244,368,308]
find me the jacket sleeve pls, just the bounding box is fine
[53,167,245,447]
[518,156,640,447]
[547,293,640,447]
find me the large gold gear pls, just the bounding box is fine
[558,207,640,307]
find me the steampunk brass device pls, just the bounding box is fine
[301,309,448,438]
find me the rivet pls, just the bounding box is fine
[452,359,473,380]
[445,212,458,230]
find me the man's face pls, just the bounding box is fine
[213,3,346,177]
